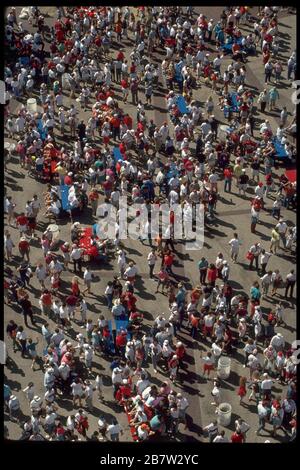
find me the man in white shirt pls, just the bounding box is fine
[270,333,285,352]
[169,189,179,205]
[83,267,93,294]
[260,270,273,296]
[259,249,272,274]
[107,420,123,442]
[147,248,157,279]
[275,218,287,248]
[228,232,240,262]
[249,242,262,270]
[70,245,83,273]
[203,420,218,442]
[261,373,273,399]
[124,262,138,283]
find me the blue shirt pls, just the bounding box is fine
[150,415,161,431]
[4,384,11,400]
[198,259,208,270]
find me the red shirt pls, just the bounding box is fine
[116,333,127,348]
[126,293,137,310]
[110,117,120,128]
[190,314,200,328]
[231,433,244,443]
[116,334,127,348]
[123,116,132,129]
[19,240,29,251]
[121,79,128,89]
[17,215,28,226]
[41,293,52,305]
[164,255,174,267]
[117,51,125,61]
[72,283,80,296]
[176,346,186,359]
[66,295,78,306]
[207,268,218,282]
[64,175,73,185]
[89,192,99,201]
[102,180,112,191]
[224,168,232,179]
[158,271,169,282]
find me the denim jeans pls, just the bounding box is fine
[257,416,266,432]
[224,178,232,192]
[271,208,280,219]
[106,294,113,309]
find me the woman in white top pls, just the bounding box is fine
[70,378,85,407]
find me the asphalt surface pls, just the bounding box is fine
[4,6,297,443]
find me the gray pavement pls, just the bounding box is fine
[4,6,296,443]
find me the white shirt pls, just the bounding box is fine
[16,331,27,341]
[107,424,122,436]
[276,222,287,234]
[83,269,92,281]
[59,363,70,380]
[260,252,272,264]
[147,252,157,265]
[261,379,273,390]
[229,238,240,251]
[71,248,83,260]
[71,382,84,396]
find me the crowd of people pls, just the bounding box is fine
[4,5,297,442]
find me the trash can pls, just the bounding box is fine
[217,356,231,379]
[27,98,37,113]
[217,403,232,427]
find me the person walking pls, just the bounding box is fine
[270,227,280,254]
[147,248,157,279]
[257,89,268,113]
[198,257,209,284]
[228,233,240,263]
[284,270,296,299]
[268,86,279,111]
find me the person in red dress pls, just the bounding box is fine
[237,376,247,405]
[71,276,81,297]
